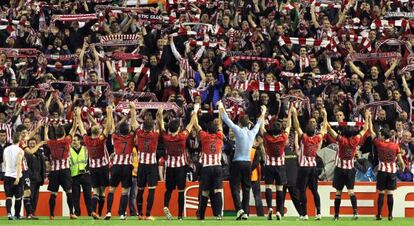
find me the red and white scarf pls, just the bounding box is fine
[278,36,331,48]
[346,52,401,61]
[329,122,364,127]
[248,81,282,92]
[52,14,97,22]
[370,19,413,29]
[116,101,181,114]
[331,34,372,52]
[0,97,22,103]
[98,34,140,46]
[223,56,279,68]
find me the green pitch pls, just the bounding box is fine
[0,217,412,226]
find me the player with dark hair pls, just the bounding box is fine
[134,105,161,220]
[327,111,370,221]
[195,104,225,220]
[158,107,196,220]
[292,107,327,220]
[104,103,134,220]
[45,114,78,220]
[368,116,405,221]
[77,106,113,219]
[260,109,292,220]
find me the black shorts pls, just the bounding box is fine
[264,165,287,185]
[137,164,158,188]
[4,176,23,198]
[110,165,133,188]
[333,167,356,191]
[90,166,109,188]
[166,166,187,191]
[296,167,318,191]
[200,166,223,191]
[22,171,31,191]
[376,171,397,191]
[48,169,72,192]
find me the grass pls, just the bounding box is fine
[0,217,412,226]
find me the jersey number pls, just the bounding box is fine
[120,142,128,155]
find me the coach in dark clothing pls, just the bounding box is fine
[26,142,46,216]
[283,148,302,216]
[220,103,265,220]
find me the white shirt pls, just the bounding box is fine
[3,144,23,179]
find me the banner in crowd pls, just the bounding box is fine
[1,182,413,217]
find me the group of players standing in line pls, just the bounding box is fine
[2,102,404,221]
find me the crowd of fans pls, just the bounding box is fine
[1,0,414,197]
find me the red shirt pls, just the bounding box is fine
[136,130,159,165]
[162,130,189,168]
[336,135,361,169]
[47,136,72,171]
[299,134,323,167]
[199,131,224,166]
[374,138,400,173]
[83,135,108,168]
[112,133,135,165]
[264,133,288,166]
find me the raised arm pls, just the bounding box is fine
[192,104,202,132]
[358,110,371,137]
[44,124,49,142]
[319,108,328,137]
[285,107,292,135]
[368,110,376,139]
[348,61,365,79]
[76,107,87,136]
[402,74,412,97]
[130,102,139,131]
[218,101,240,133]
[79,41,88,68]
[25,141,47,155]
[68,113,78,138]
[185,110,196,132]
[103,106,113,136]
[291,107,303,137]
[310,4,320,29]
[24,121,43,141]
[251,105,266,136]
[384,58,399,79]
[327,124,338,140]
[157,108,165,132]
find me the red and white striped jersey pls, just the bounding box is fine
[199,131,224,167]
[335,135,360,169]
[136,130,159,165]
[299,134,323,167]
[112,133,135,165]
[138,152,156,165]
[232,80,250,91]
[264,133,288,166]
[51,159,70,171]
[163,130,189,168]
[374,138,400,173]
[0,123,12,143]
[248,72,263,81]
[83,135,109,168]
[228,72,238,86]
[47,137,72,171]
